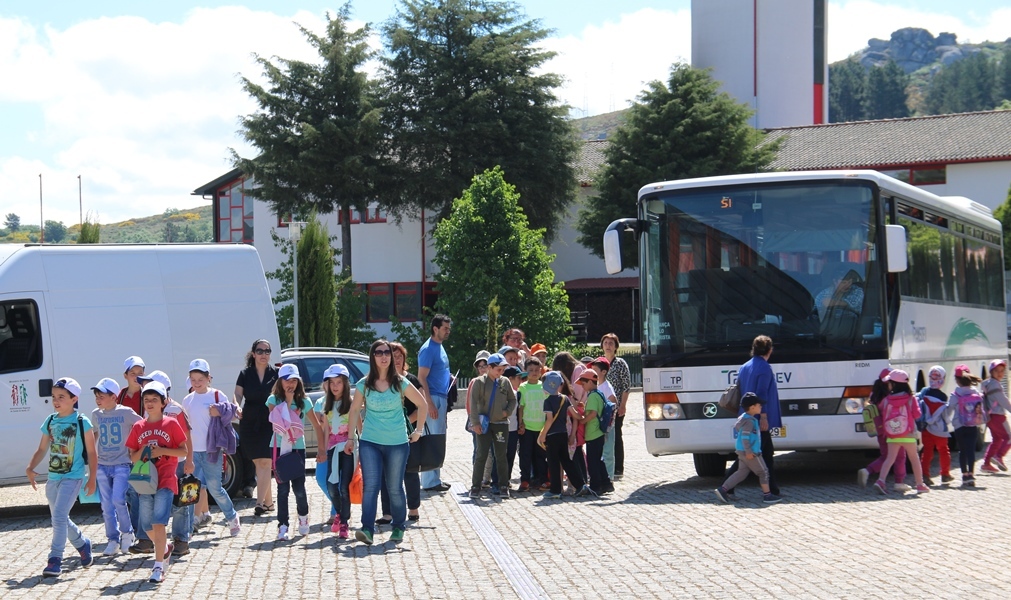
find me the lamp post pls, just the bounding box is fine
[284,221,306,347]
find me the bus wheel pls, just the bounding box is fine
[693,453,727,477]
[222,452,243,499]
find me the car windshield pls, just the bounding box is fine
[640,180,886,362]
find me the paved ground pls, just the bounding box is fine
[3,392,1011,599]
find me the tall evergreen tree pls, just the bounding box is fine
[233,7,380,277]
[297,216,339,347]
[575,63,779,266]
[380,0,578,239]
[997,47,1011,108]
[863,60,910,119]
[829,58,867,122]
[925,51,997,115]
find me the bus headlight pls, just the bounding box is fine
[645,392,683,420]
[662,403,684,419]
[843,398,864,414]
[839,386,872,414]
[647,404,664,420]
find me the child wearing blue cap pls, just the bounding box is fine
[536,371,586,499]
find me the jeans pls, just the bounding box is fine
[192,451,237,522]
[97,463,133,543]
[139,488,174,529]
[603,427,616,479]
[920,430,951,478]
[725,430,778,495]
[277,449,308,527]
[381,469,421,514]
[985,414,1011,463]
[126,485,147,541]
[420,393,447,489]
[614,414,625,476]
[491,429,519,488]
[473,423,509,490]
[545,433,584,494]
[46,477,86,559]
[586,436,610,493]
[954,426,979,473]
[518,429,547,484]
[315,455,336,517]
[326,448,356,525]
[171,462,192,543]
[359,439,410,533]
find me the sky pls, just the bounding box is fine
[2,0,1010,228]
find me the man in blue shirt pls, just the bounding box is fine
[418,314,452,491]
[724,335,781,496]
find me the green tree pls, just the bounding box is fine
[297,217,338,347]
[162,221,177,242]
[995,182,1011,270]
[4,213,20,231]
[380,0,578,239]
[829,58,867,122]
[44,220,67,243]
[925,51,997,115]
[863,60,909,119]
[575,62,779,266]
[996,47,1011,108]
[77,215,100,243]
[233,6,381,278]
[432,167,570,371]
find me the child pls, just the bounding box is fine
[517,358,548,492]
[537,371,586,499]
[90,377,143,556]
[715,393,781,504]
[126,381,189,584]
[316,364,355,539]
[25,377,98,578]
[590,357,619,480]
[576,368,612,495]
[857,368,909,490]
[267,363,313,540]
[981,359,1011,473]
[949,364,986,486]
[118,356,145,414]
[918,366,952,485]
[872,370,928,494]
[491,365,525,491]
[181,359,241,537]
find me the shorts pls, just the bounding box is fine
[139,488,174,529]
[886,437,916,444]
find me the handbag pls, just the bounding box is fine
[406,422,447,473]
[128,447,159,495]
[174,473,202,507]
[272,444,305,483]
[349,463,363,505]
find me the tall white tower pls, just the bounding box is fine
[691,0,828,129]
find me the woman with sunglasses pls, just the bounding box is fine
[234,339,279,515]
[346,340,427,545]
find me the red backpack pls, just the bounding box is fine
[881,393,915,438]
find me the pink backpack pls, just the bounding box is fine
[955,389,986,427]
[881,393,914,438]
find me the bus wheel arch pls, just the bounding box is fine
[692,453,727,477]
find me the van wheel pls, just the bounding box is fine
[693,453,727,477]
[222,453,243,499]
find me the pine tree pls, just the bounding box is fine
[996,47,1011,108]
[829,58,867,122]
[297,216,339,347]
[863,60,909,119]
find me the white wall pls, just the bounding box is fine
[692,0,757,121]
[945,162,1011,212]
[548,186,638,281]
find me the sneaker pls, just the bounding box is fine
[575,485,596,498]
[129,538,154,554]
[297,516,309,536]
[120,532,135,553]
[941,474,955,483]
[163,543,174,563]
[518,482,530,492]
[612,473,624,481]
[481,480,491,489]
[228,516,241,537]
[762,493,782,504]
[390,527,405,543]
[538,482,551,491]
[242,485,255,499]
[923,477,935,486]
[873,479,888,495]
[354,528,374,546]
[714,487,730,504]
[171,540,189,556]
[495,487,511,499]
[915,483,930,493]
[103,540,120,556]
[338,522,349,539]
[893,483,911,492]
[331,520,341,534]
[469,487,481,499]
[78,538,93,567]
[277,525,289,541]
[194,512,212,530]
[981,462,999,473]
[42,557,61,578]
[857,468,870,488]
[994,456,1008,471]
[724,489,737,500]
[148,566,164,584]
[542,491,563,499]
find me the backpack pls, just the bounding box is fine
[718,383,741,412]
[596,391,617,433]
[881,394,914,438]
[128,446,159,494]
[914,395,928,432]
[861,403,879,437]
[955,389,986,427]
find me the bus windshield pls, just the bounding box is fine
[641,181,886,361]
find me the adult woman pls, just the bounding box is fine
[502,328,530,362]
[378,342,423,523]
[234,339,279,515]
[346,340,427,545]
[601,333,631,480]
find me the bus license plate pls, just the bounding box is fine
[769,426,786,438]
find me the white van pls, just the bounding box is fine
[0,243,280,493]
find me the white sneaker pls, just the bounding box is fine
[103,540,120,556]
[277,525,289,541]
[297,516,309,536]
[856,468,869,488]
[228,516,241,537]
[194,512,212,530]
[149,566,164,584]
[893,483,911,492]
[120,532,135,553]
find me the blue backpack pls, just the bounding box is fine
[594,390,617,433]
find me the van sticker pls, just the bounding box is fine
[9,381,30,413]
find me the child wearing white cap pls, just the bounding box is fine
[267,363,315,540]
[91,377,143,556]
[25,377,98,578]
[118,356,146,415]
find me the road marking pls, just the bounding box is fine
[450,483,548,600]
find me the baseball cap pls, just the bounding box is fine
[141,381,167,398]
[486,353,507,367]
[474,350,491,366]
[188,358,211,374]
[741,393,763,410]
[878,368,893,381]
[124,356,145,372]
[580,356,594,364]
[989,359,1007,372]
[53,377,82,397]
[323,364,350,380]
[578,368,598,382]
[91,378,121,396]
[954,364,972,378]
[542,371,563,395]
[530,343,547,356]
[278,363,302,380]
[137,370,172,391]
[503,366,524,378]
[884,369,908,383]
[497,345,519,356]
[591,357,611,370]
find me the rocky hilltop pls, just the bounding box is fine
[856,27,1005,74]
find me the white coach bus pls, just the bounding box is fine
[603,170,1007,477]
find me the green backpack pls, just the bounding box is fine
[861,403,879,437]
[128,446,159,494]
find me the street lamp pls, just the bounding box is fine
[284,221,306,347]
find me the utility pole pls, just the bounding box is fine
[39,173,44,243]
[78,175,83,226]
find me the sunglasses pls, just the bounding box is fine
[254,348,272,355]
[374,349,392,357]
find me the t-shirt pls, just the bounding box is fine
[357,378,409,446]
[598,380,616,403]
[418,338,451,397]
[126,416,187,493]
[181,388,228,453]
[91,405,144,465]
[163,399,190,463]
[518,381,548,431]
[118,388,142,415]
[267,395,312,450]
[314,397,351,452]
[584,389,605,441]
[542,395,568,437]
[41,412,94,481]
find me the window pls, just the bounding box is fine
[0,300,43,374]
[367,284,392,323]
[337,204,388,224]
[217,179,253,243]
[395,283,421,321]
[361,282,426,322]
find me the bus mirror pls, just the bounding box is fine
[885,224,908,272]
[604,229,623,274]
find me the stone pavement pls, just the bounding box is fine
[4,392,1011,599]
